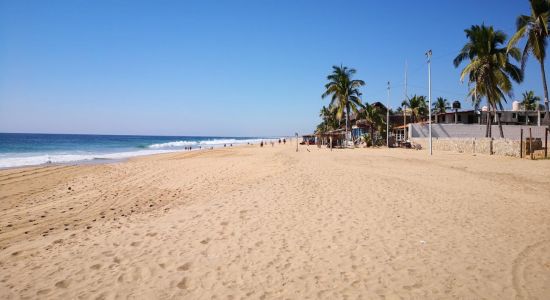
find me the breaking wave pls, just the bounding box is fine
[0,149,176,169]
[147,138,267,149]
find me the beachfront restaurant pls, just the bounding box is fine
[314,129,346,148]
[301,134,316,145]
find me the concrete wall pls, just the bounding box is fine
[409,123,548,140]
[410,138,524,157]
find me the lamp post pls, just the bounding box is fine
[426,50,433,156]
[387,81,390,147]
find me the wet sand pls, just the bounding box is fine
[1,143,549,299]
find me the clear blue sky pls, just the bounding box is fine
[0,0,546,136]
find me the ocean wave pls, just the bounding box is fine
[147,138,270,148]
[0,149,177,168]
[199,138,264,145]
[148,141,198,149]
[0,137,281,168]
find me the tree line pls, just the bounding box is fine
[317,0,550,139]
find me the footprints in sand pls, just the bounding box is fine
[177,262,191,271]
[176,277,188,289]
[54,279,70,289]
[175,265,193,290]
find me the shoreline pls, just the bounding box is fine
[1,144,549,298]
[0,138,280,170]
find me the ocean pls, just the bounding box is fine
[0,133,273,168]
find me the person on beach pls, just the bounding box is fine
[260,141,263,147]
[283,138,286,144]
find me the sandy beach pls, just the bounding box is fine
[1,143,549,299]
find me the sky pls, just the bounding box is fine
[0,0,547,136]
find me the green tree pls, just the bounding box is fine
[433,97,450,123]
[508,0,550,121]
[316,106,339,133]
[521,90,541,110]
[321,65,365,143]
[401,95,428,123]
[454,24,523,138]
[358,102,385,145]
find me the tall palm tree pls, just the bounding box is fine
[358,102,385,144]
[321,65,365,144]
[433,97,450,123]
[454,24,523,138]
[401,95,428,123]
[508,0,550,122]
[521,90,541,110]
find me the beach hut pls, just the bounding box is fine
[300,134,316,145]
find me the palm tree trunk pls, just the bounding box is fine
[495,104,504,138]
[370,125,374,147]
[485,108,491,137]
[540,60,550,121]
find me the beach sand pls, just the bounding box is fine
[1,143,549,299]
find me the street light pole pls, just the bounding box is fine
[387,81,390,148]
[426,50,433,156]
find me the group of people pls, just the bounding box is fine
[259,138,286,147]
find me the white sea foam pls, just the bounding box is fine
[147,138,270,149]
[0,149,178,169]
[148,141,198,148]
[0,138,280,168]
[199,138,264,145]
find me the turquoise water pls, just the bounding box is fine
[0,133,270,168]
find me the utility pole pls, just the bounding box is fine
[387,81,390,148]
[426,50,433,156]
[404,61,408,98]
[404,60,408,141]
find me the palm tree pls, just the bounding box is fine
[358,102,385,145]
[433,97,450,123]
[454,24,523,138]
[508,0,550,122]
[316,106,339,133]
[401,95,428,123]
[522,90,541,110]
[321,65,365,144]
